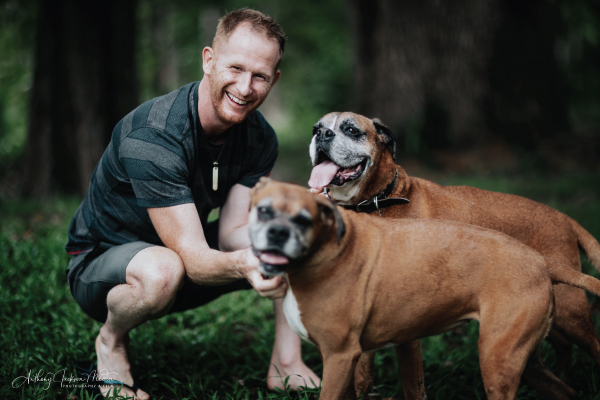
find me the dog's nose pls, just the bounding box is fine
[323,129,335,140]
[267,225,290,244]
[316,129,335,142]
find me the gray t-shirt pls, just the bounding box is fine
[66,81,278,254]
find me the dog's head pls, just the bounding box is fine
[249,178,346,277]
[308,112,397,204]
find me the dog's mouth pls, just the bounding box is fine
[257,249,290,265]
[308,152,368,191]
[254,248,291,276]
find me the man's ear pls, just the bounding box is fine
[316,196,346,244]
[271,69,281,87]
[372,118,397,162]
[202,46,214,75]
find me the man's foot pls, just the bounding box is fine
[267,355,321,391]
[96,326,150,399]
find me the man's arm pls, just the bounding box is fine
[148,203,286,298]
[218,183,253,252]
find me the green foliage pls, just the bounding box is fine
[3,173,600,399]
[559,0,600,136]
[2,0,351,179]
[135,0,351,147]
[0,1,36,172]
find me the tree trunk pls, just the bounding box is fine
[23,0,138,197]
[349,0,568,156]
[486,0,568,150]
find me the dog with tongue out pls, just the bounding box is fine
[308,112,397,204]
[307,111,600,400]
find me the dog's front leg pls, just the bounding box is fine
[354,340,427,400]
[354,352,375,397]
[321,349,363,400]
[395,340,427,399]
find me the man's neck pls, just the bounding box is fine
[197,78,233,139]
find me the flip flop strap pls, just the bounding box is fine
[101,379,139,393]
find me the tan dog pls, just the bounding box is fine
[248,179,600,400]
[308,112,600,398]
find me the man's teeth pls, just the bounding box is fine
[227,92,248,105]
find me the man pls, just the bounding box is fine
[65,9,319,399]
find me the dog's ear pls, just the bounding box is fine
[372,118,397,161]
[249,177,271,209]
[316,196,346,244]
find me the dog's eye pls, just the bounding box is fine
[345,126,361,136]
[292,214,312,229]
[257,206,274,221]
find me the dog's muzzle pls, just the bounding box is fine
[251,222,308,276]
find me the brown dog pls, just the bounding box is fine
[248,179,600,400]
[308,112,600,398]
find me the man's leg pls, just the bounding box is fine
[96,245,185,399]
[203,219,320,391]
[267,298,321,391]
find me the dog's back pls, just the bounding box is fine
[348,215,555,346]
[386,173,597,270]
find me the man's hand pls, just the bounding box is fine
[238,248,287,299]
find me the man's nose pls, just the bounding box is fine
[236,72,253,97]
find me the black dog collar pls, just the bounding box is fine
[327,169,410,215]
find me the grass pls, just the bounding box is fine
[1,172,600,399]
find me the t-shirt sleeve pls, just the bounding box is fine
[119,130,194,208]
[237,123,279,188]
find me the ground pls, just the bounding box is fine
[2,170,600,399]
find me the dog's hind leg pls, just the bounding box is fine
[552,284,600,380]
[478,296,556,400]
[521,347,578,400]
[544,247,600,380]
[546,328,573,382]
[478,336,528,400]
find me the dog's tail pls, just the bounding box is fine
[547,257,600,297]
[570,218,600,273]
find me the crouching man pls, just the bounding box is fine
[65,8,319,399]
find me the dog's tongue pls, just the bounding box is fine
[259,252,289,265]
[308,161,340,191]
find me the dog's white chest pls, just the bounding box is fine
[283,284,313,344]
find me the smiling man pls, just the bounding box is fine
[65,9,319,399]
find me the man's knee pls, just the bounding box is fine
[126,247,185,310]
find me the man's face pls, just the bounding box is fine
[204,23,281,125]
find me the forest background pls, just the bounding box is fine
[2,0,600,399]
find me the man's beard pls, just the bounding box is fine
[208,74,264,125]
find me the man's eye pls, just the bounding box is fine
[232,66,242,71]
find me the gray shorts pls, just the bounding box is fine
[66,221,252,323]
